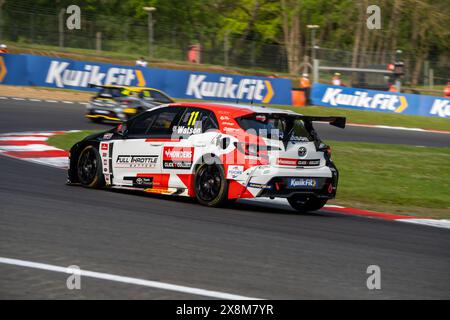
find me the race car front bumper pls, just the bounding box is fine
[244,165,339,199]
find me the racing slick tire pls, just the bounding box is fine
[76,145,105,188]
[287,196,327,213]
[194,159,229,207]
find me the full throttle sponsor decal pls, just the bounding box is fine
[277,158,320,167]
[163,147,194,169]
[115,155,158,168]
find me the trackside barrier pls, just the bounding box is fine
[0,53,292,105]
[311,83,450,119]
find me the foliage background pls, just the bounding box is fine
[0,0,448,83]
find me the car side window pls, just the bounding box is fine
[147,108,182,137]
[173,108,218,138]
[126,112,157,138]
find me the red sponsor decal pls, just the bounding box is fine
[101,143,109,151]
[277,158,297,166]
[163,147,194,161]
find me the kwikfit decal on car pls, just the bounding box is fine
[115,155,158,168]
[163,147,194,169]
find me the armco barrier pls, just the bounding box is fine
[0,53,292,105]
[311,83,450,119]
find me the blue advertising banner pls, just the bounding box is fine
[0,54,29,86]
[0,54,292,105]
[311,83,450,119]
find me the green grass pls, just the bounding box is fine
[328,141,450,219]
[48,130,450,219]
[47,130,100,151]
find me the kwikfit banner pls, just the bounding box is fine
[0,53,292,105]
[311,83,450,119]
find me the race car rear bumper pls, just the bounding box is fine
[245,165,339,199]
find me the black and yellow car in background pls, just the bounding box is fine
[85,85,174,123]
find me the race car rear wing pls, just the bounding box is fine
[298,116,346,129]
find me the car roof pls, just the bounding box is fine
[168,102,302,117]
[100,85,165,93]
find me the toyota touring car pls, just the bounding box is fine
[68,102,345,212]
[85,84,174,123]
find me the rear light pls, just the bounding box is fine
[318,143,332,158]
[325,146,332,157]
[328,183,333,193]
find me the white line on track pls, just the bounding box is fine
[12,97,26,101]
[0,136,48,141]
[0,257,261,300]
[45,100,58,103]
[29,98,42,102]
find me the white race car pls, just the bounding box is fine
[68,102,345,212]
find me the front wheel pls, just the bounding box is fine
[77,145,105,188]
[287,196,327,213]
[194,162,228,207]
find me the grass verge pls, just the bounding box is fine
[48,130,450,219]
[48,130,100,151]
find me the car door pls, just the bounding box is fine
[164,107,220,191]
[112,107,182,190]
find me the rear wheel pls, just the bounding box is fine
[194,161,228,207]
[77,145,105,188]
[287,196,327,213]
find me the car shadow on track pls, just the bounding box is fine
[105,187,343,219]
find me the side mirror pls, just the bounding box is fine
[117,123,127,136]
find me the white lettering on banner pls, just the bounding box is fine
[430,99,450,118]
[186,74,266,101]
[322,88,401,111]
[45,61,136,88]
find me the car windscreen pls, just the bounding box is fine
[236,114,312,141]
[140,90,173,103]
[98,88,129,98]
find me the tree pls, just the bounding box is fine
[280,0,301,74]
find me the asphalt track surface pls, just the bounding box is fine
[0,99,449,299]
